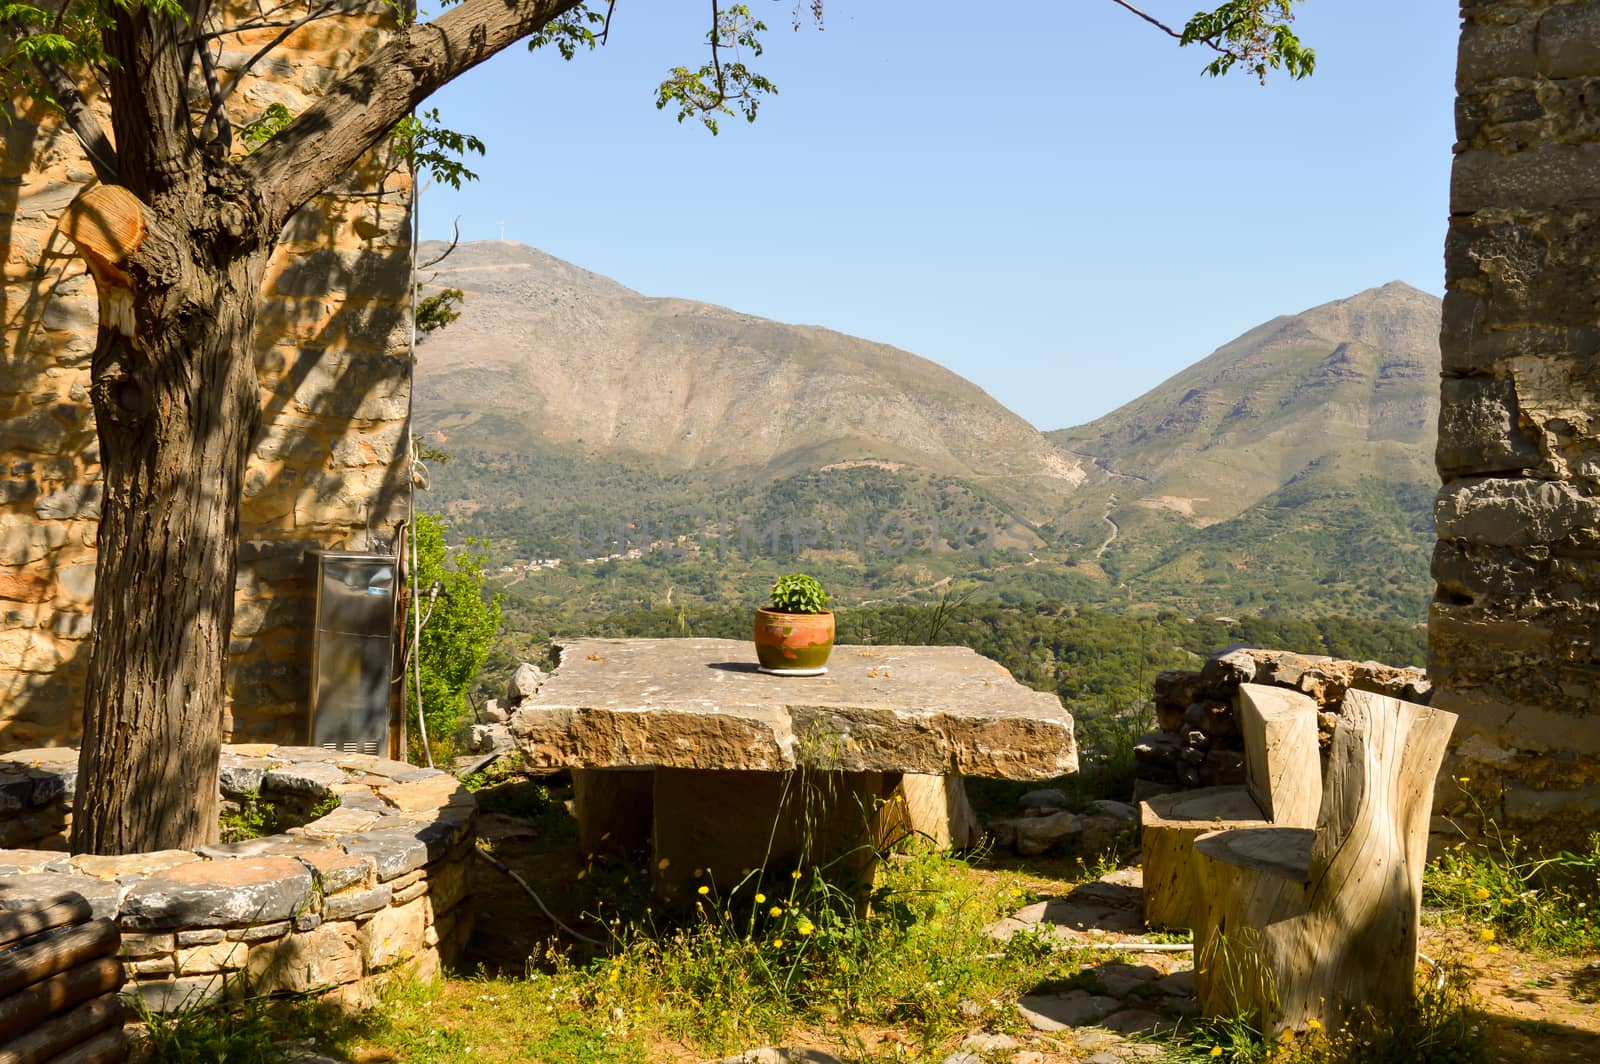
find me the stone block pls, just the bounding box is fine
[340,829,428,882]
[33,483,101,520]
[1451,142,1600,213]
[227,919,293,942]
[323,883,391,920]
[1435,476,1600,548]
[248,923,363,993]
[69,849,198,880]
[219,757,276,797]
[177,939,248,974]
[1438,376,1543,475]
[120,931,176,959]
[128,973,228,1013]
[0,514,69,566]
[1536,4,1600,77]
[0,870,119,919]
[263,760,348,795]
[361,897,428,970]
[120,857,315,929]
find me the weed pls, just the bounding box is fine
[218,791,281,844]
[1426,808,1599,954]
[1181,950,1489,1063]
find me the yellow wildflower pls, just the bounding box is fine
[754,893,766,903]
[1210,1049,1223,1059]
[1306,1018,1322,1031]
[771,938,784,948]
[698,885,710,896]
[1487,945,1500,954]
[769,906,782,918]
[1474,887,1490,901]
[791,870,803,880]
[1480,928,1495,943]
[796,918,815,936]
[657,857,670,870]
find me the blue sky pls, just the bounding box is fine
[419,1,1457,431]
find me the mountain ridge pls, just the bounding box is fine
[415,242,1442,622]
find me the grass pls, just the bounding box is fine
[140,777,1600,1064]
[1424,812,1600,955]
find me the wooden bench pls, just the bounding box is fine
[0,897,128,1064]
[1189,689,1456,1035]
[1140,683,1323,930]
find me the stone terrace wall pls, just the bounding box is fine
[1433,0,1600,852]
[0,3,412,750]
[0,745,474,1010]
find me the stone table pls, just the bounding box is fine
[510,638,1077,901]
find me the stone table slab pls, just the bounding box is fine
[511,638,1077,779]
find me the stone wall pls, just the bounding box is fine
[1433,0,1600,852]
[0,745,474,1010]
[1133,647,1431,800]
[0,5,413,750]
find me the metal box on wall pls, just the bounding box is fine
[308,550,397,756]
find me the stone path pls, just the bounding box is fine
[722,867,1199,1064]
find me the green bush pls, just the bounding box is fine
[408,513,501,763]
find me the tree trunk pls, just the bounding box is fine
[63,184,269,856]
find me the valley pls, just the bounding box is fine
[414,243,1442,628]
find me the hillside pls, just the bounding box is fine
[413,241,1083,540]
[1046,281,1442,619]
[415,247,1442,623]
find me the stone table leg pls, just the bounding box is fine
[649,768,894,905]
[572,768,654,858]
[877,774,981,851]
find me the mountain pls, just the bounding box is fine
[413,241,1082,528]
[1045,281,1442,619]
[414,244,1442,623]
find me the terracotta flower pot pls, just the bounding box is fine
[753,607,835,674]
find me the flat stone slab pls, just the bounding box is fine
[512,638,1077,779]
[120,856,315,928]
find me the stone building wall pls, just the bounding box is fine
[1432,0,1600,851]
[1,6,413,749]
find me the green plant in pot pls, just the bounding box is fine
[754,574,835,675]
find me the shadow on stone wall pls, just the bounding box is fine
[1,93,414,751]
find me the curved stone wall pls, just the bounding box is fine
[0,745,475,1010]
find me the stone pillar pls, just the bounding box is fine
[649,768,891,906]
[1432,0,1600,852]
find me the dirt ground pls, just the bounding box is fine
[461,774,1600,1062]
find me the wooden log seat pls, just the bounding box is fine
[1190,689,1457,1036]
[1140,683,1322,929]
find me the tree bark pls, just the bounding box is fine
[64,179,270,855]
[59,0,581,856]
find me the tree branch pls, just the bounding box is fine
[198,0,339,143]
[104,7,200,199]
[28,56,121,184]
[1107,0,1236,57]
[244,0,584,233]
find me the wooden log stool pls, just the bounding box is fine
[1140,683,1323,930]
